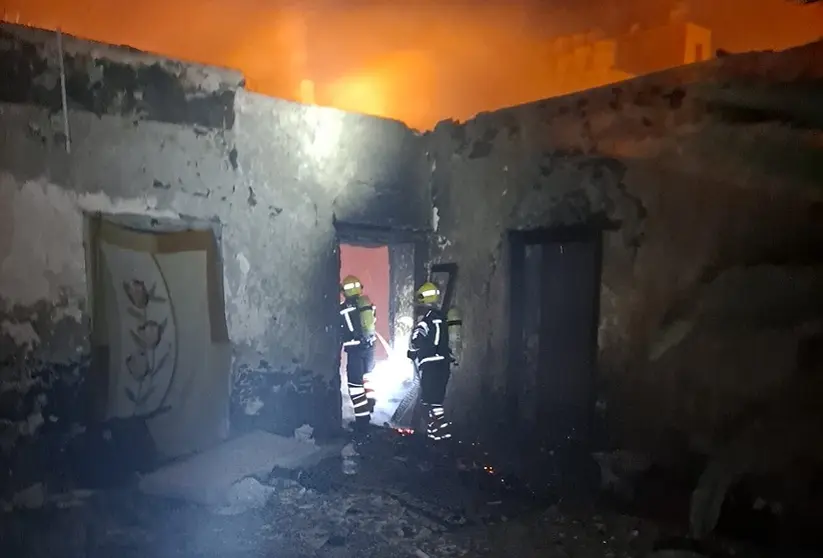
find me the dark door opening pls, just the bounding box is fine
[507,227,602,448]
[335,223,428,429]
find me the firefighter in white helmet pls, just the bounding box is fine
[339,275,377,431]
[407,281,453,442]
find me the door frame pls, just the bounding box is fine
[506,225,604,444]
[83,212,228,424]
[430,262,458,313]
[334,221,430,347]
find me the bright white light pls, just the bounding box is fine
[303,108,344,163]
[369,332,415,426]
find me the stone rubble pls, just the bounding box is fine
[260,475,465,557]
[0,429,799,558]
[293,423,316,444]
[0,473,772,558]
[211,477,277,516]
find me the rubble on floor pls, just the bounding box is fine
[0,465,471,557]
[0,427,812,558]
[212,477,277,516]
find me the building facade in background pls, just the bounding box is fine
[309,18,713,129]
[512,18,714,104]
[616,20,713,75]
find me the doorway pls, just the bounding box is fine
[335,223,427,428]
[84,213,231,459]
[340,244,391,360]
[507,227,603,448]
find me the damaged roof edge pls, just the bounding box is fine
[0,22,245,93]
[235,88,419,137]
[430,38,823,133]
[1,22,426,135]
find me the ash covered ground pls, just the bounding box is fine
[0,425,800,558]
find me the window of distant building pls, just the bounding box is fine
[695,43,704,62]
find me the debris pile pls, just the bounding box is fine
[258,475,468,556]
[1,426,791,558]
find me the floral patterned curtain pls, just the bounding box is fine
[88,217,230,458]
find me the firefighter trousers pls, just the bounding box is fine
[419,359,452,441]
[345,343,375,424]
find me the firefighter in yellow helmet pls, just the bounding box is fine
[406,281,453,442]
[339,275,377,430]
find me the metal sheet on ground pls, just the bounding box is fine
[138,430,333,506]
[390,366,421,430]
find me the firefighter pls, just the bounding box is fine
[339,275,377,430]
[407,281,452,442]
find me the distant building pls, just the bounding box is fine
[541,31,634,96]
[615,21,713,76]
[539,19,713,99]
[276,14,713,129]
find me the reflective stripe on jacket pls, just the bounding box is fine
[409,308,449,366]
[340,295,376,348]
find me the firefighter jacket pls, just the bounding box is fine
[408,308,450,366]
[340,295,376,350]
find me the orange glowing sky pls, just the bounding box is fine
[2,0,822,130]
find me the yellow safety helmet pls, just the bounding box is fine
[416,281,441,305]
[341,275,363,297]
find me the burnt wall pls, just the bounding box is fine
[0,25,237,130]
[0,23,430,466]
[427,40,823,453]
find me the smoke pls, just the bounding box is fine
[369,331,415,427]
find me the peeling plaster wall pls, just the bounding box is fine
[0,24,429,450]
[427,40,823,452]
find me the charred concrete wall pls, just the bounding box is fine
[427,40,823,454]
[0,23,429,467]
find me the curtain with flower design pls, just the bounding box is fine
[87,217,230,458]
